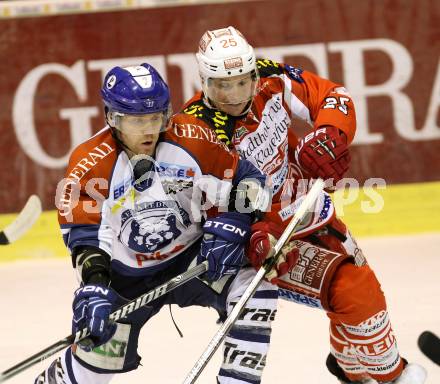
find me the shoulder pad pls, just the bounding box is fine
[67,130,117,182]
[181,100,237,146]
[283,64,305,83]
[256,59,305,83]
[256,58,284,78]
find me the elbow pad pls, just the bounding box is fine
[229,179,271,220]
[230,158,271,219]
[72,245,111,286]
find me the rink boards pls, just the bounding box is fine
[0,180,439,262]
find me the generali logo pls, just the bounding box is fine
[10,39,440,170]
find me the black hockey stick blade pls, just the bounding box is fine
[0,232,8,245]
[418,330,440,365]
[0,260,208,383]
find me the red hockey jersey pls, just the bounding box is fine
[174,59,356,225]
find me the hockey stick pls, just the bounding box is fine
[0,195,42,245]
[418,331,440,366]
[0,260,209,383]
[182,178,325,384]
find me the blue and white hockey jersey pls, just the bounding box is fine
[58,122,263,276]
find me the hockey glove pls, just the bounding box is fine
[247,221,298,283]
[198,212,251,281]
[295,126,350,183]
[72,284,118,352]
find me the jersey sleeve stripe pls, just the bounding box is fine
[282,73,313,124]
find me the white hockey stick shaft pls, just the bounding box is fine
[0,195,42,245]
[182,178,325,384]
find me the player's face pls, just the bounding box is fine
[116,112,165,157]
[206,72,258,116]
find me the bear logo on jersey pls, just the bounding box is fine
[129,214,181,253]
[119,201,188,254]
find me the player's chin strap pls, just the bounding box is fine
[182,178,325,384]
[205,93,253,114]
[205,95,253,117]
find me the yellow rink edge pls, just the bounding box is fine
[0,181,439,263]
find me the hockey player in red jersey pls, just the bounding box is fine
[35,63,279,384]
[173,26,427,383]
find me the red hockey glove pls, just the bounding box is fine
[247,221,298,283]
[295,126,350,183]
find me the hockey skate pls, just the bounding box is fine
[385,363,427,384]
[327,354,426,384]
[338,378,376,384]
[345,363,427,384]
[326,353,376,384]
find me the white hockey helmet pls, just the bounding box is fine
[196,26,259,116]
[196,26,257,79]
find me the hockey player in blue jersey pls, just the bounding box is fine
[35,63,281,383]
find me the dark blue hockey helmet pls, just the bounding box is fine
[101,63,172,137]
[101,63,170,115]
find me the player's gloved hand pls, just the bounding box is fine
[295,126,350,183]
[247,221,298,283]
[198,212,251,281]
[72,284,118,352]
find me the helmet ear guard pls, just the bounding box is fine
[106,109,117,127]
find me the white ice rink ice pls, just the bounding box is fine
[0,233,439,383]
